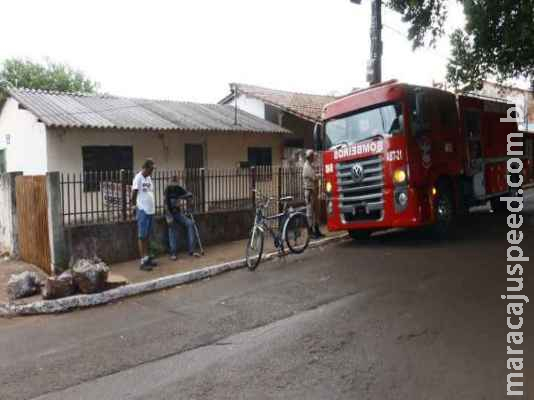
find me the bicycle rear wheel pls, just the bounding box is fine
[284,212,310,254]
[246,226,264,270]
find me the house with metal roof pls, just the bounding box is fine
[219,83,337,165]
[0,88,290,175]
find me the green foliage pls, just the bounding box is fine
[386,0,534,90]
[0,58,99,93]
[447,1,534,90]
[386,0,449,48]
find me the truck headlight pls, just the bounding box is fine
[326,181,333,193]
[393,169,407,184]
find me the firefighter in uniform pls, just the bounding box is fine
[303,149,324,239]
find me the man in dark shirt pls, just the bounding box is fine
[164,177,200,260]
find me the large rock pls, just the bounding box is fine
[72,258,110,294]
[7,271,41,300]
[42,271,75,300]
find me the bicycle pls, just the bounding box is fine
[246,190,310,270]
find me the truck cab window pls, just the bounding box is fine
[324,102,403,148]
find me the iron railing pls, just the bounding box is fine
[60,166,322,226]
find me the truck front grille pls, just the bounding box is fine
[336,155,384,222]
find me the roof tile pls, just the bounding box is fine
[228,83,338,121]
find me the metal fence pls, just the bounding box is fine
[60,166,322,226]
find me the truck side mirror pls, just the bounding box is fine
[313,123,324,151]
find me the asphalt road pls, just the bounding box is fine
[1,192,533,400]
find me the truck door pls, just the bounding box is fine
[464,110,485,198]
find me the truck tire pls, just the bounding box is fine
[348,230,373,240]
[490,196,507,214]
[429,183,455,238]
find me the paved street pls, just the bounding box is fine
[1,193,533,400]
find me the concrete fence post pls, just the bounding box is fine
[0,171,22,258]
[46,172,68,274]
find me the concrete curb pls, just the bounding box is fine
[0,234,347,317]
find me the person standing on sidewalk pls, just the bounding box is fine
[303,149,324,239]
[132,159,157,271]
[164,176,201,261]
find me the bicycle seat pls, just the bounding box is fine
[280,196,293,202]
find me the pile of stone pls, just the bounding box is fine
[42,271,75,300]
[71,258,110,294]
[7,258,117,301]
[7,271,41,301]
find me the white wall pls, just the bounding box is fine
[0,172,18,256]
[47,127,284,173]
[0,98,48,174]
[223,94,265,119]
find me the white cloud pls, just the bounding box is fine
[0,0,466,102]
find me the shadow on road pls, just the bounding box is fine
[340,208,534,249]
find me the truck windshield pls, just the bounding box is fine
[324,102,403,148]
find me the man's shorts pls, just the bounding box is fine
[137,209,154,240]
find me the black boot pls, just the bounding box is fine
[314,224,325,238]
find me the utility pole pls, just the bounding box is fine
[368,0,382,85]
[351,0,383,85]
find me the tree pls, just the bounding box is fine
[385,0,534,91]
[0,58,99,93]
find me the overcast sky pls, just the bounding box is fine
[1,0,466,102]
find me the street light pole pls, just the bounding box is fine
[351,0,383,85]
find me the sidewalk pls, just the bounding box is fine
[0,226,341,306]
[111,225,339,284]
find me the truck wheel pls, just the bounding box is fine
[430,184,455,238]
[490,197,507,214]
[348,230,373,240]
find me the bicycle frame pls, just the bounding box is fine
[250,195,293,250]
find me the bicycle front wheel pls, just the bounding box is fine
[284,212,310,254]
[246,226,264,271]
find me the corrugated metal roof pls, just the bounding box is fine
[7,88,290,134]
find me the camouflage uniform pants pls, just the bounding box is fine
[305,189,319,228]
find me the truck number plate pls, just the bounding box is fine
[386,150,403,162]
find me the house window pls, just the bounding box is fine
[82,146,133,191]
[248,147,272,180]
[265,104,283,126]
[248,147,272,167]
[0,149,6,174]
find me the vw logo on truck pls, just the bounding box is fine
[351,163,365,183]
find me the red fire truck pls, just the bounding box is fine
[314,80,532,238]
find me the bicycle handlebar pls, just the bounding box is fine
[252,190,294,210]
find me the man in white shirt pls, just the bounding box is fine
[132,159,157,271]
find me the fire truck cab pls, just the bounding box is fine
[316,80,531,238]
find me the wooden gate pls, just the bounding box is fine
[16,175,51,274]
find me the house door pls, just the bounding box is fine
[15,175,52,274]
[185,144,205,212]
